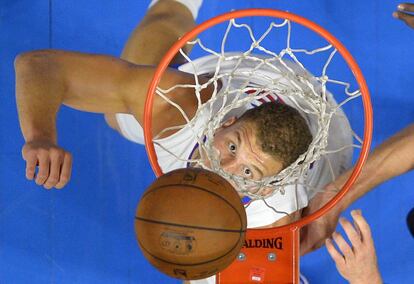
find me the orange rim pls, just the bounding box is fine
[143,8,373,230]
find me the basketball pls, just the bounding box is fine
[134,168,247,280]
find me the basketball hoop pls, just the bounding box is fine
[143,8,372,283]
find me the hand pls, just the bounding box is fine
[300,186,342,255]
[326,210,383,284]
[393,3,414,29]
[22,140,73,189]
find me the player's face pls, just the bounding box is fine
[212,117,283,180]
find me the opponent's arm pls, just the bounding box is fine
[301,124,414,254]
[332,124,414,211]
[15,49,201,189]
[301,2,414,253]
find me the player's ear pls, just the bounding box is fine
[222,116,237,127]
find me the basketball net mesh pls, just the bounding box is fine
[152,18,362,213]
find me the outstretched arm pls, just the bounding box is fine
[301,124,414,254]
[332,124,414,209]
[300,2,414,254]
[15,49,202,189]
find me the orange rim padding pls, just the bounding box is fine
[143,9,373,283]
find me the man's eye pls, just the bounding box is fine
[228,142,237,154]
[243,167,252,177]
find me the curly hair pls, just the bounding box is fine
[239,102,312,168]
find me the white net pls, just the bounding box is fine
[151,16,364,217]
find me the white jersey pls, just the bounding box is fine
[116,53,353,284]
[116,53,352,229]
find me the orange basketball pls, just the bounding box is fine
[134,168,247,280]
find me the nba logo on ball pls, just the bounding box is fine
[134,168,247,280]
[160,230,197,255]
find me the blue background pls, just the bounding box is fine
[1,0,413,283]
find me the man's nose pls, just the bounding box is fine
[220,153,238,172]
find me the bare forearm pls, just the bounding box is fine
[15,49,141,142]
[15,51,64,143]
[333,124,414,210]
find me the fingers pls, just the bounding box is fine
[21,142,72,189]
[325,238,345,265]
[23,153,38,180]
[35,151,50,185]
[43,151,73,189]
[350,210,372,244]
[331,211,375,257]
[393,11,414,28]
[339,216,362,249]
[43,150,64,189]
[399,3,414,13]
[55,153,73,189]
[393,4,414,29]
[332,231,354,258]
